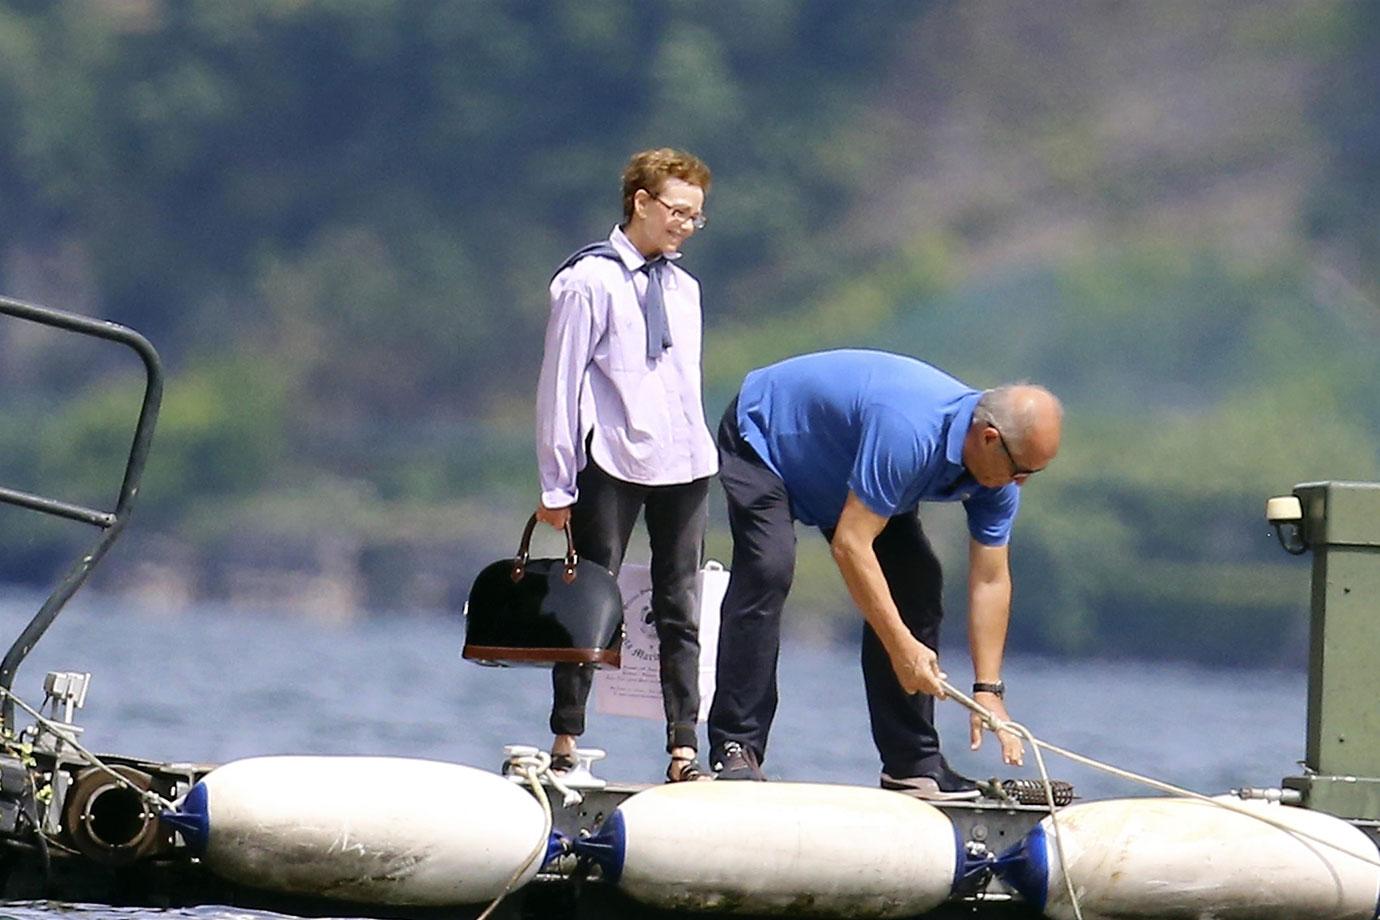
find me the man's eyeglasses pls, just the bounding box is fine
[649,192,707,230]
[993,426,1041,478]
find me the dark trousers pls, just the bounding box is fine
[550,460,710,753]
[708,400,947,777]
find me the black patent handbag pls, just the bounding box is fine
[462,514,623,667]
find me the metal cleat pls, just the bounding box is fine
[500,743,607,790]
[561,748,607,790]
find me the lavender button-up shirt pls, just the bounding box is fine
[536,226,718,508]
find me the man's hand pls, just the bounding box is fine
[969,692,1024,766]
[889,635,948,698]
[535,503,571,530]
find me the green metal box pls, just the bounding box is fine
[1294,482,1380,779]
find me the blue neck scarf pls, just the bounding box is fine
[553,241,674,360]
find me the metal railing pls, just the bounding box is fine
[0,295,163,732]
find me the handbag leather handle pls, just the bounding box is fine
[513,513,579,584]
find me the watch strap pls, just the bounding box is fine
[972,680,1005,698]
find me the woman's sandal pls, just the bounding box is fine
[666,754,712,783]
[549,751,577,773]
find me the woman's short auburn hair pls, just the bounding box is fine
[621,148,712,220]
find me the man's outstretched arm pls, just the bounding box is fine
[968,539,1024,765]
[831,491,947,698]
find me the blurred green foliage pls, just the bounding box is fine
[884,240,1379,661]
[1,1,1377,665]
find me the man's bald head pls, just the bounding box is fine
[965,384,1063,486]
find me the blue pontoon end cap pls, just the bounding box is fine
[159,781,210,856]
[952,823,998,893]
[993,824,1048,912]
[543,831,566,869]
[570,808,626,884]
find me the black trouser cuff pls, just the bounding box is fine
[667,722,698,752]
[550,707,586,738]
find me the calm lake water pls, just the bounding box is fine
[0,590,1309,918]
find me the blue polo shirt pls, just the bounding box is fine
[735,350,1019,545]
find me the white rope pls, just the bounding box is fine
[941,681,1084,919]
[942,679,1380,917]
[474,749,581,920]
[0,685,174,812]
[542,758,586,809]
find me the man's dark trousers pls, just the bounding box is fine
[550,460,709,753]
[708,399,947,777]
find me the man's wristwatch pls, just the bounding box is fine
[972,680,1005,698]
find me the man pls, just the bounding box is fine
[534,148,717,783]
[708,349,1062,798]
